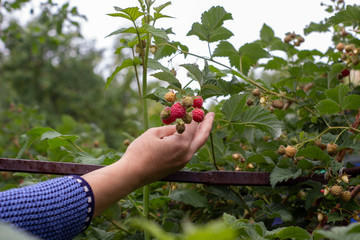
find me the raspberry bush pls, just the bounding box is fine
[104,0,360,238]
[6,0,360,239]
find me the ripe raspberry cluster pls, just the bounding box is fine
[161,91,205,134]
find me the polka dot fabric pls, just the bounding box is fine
[0,175,94,240]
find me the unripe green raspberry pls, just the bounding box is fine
[182,112,193,124]
[181,96,194,109]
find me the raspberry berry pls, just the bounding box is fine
[336,42,345,51]
[272,100,284,109]
[182,112,193,124]
[341,69,350,77]
[176,122,186,134]
[252,88,261,97]
[193,96,203,108]
[341,191,352,202]
[327,143,338,156]
[164,91,176,103]
[160,107,171,120]
[162,115,175,125]
[192,108,205,122]
[330,185,343,197]
[285,145,297,158]
[171,102,186,119]
[277,145,286,155]
[181,96,194,109]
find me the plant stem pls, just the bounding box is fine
[209,132,219,170]
[127,195,144,217]
[102,214,133,235]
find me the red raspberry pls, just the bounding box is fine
[162,115,176,125]
[192,108,204,122]
[193,96,203,108]
[341,69,350,77]
[170,102,186,119]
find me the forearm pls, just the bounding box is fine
[82,157,144,217]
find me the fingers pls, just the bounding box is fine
[189,112,215,153]
[151,125,177,139]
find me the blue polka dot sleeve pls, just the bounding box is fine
[0,175,95,240]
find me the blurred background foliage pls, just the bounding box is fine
[0,0,161,156]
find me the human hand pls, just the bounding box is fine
[83,112,214,216]
[120,112,215,185]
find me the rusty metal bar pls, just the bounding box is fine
[0,157,338,186]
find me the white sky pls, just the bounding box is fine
[8,0,360,80]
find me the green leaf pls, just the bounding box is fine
[313,222,360,240]
[266,226,312,240]
[221,94,247,121]
[267,203,293,222]
[315,99,341,115]
[270,167,302,188]
[304,21,330,35]
[344,94,360,110]
[326,84,349,107]
[181,64,203,84]
[151,71,182,89]
[239,43,270,62]
[201,6,233,30]
[240,106,282,138]
[147,58,169,72]
[130,218,176,240]
[260,23,274,43]
[263,57,287,70]
[106,58,142,88]
[153,1,171,13]
[328,5,360,27]
[184,221,236,240]
[140,24,169,40]
[0,222,38,240]
[187,6,233,42]
[169,189,208,208]
[17,127,54,158]
[296,146,332,162]
[109,7,145,22]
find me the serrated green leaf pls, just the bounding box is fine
[239,43,270,62]
[267,203,293,222]
[130,218,176,240]
[17,127,54,158]
[240,106,282,138]
[110,7,145,22]
[263,57,287,70]
[315,99,341,115]
[266,226,311,240]
[201,6,233,30]
[221,94,247,121]
[260,23,274,43]
[169,189,208,208]
[296,146,332,162]
[328,5,360,27]
[304,21,330,35]
[344,94,360,110]
[270,167,302,188]
[187,6,233,42]
[151,71,182,89]
[147,58,169,72]
[153,1,171,13]
[105,27,137,38]
[106,58,142,88]
[326,84,349,107]
[140,24,169,39]
[180,64,203,84]
[314,222,360,240]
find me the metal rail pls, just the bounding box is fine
[0,157,346,186]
